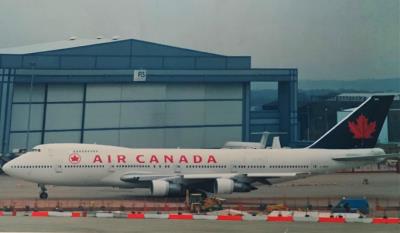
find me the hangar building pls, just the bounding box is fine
[0,38,297,153]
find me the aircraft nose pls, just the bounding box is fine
[2,161,11,175]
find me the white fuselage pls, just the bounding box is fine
[3,143,383,189]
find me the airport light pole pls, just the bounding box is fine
[324,107,328,132]
[117,85,123,146]
[307,105,310,141]
[26,62,35,150]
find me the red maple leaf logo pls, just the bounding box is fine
[348,114,376,139]
[69,153,81,164]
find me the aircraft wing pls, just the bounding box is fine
[120,174,174,182]
[180,172,306,185]
[332,153,400,162]
[120,172,305,183]
[182,172,299,179]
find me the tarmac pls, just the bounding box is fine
[0,172,399,233]
[0,172,398,199]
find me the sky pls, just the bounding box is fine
[0,0,398,81]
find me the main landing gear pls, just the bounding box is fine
[38,184,48,199]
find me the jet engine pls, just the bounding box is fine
[213,178,255,194]
[233,182,256,192]
[213,178,234,194]
[150,180,184,196]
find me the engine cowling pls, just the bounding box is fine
[213,178,255,194]
[213,178,234,194]
[150,180,184,196]
[233,182,255,192]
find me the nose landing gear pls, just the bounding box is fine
[38,184,48,199]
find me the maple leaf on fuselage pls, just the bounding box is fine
[348,114,376,139]
[70,154,80,162]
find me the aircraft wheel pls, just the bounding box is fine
[39,192,48,199]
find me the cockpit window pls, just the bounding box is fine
[32,148,41,152]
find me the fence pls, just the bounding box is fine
[0,197,398,217]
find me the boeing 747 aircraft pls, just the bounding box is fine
[2,95,398,199]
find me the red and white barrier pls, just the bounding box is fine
[372,218,400,224]
[217,215,243,221]
[293,211,319,222]
[192,215,217,220]
[0,210,398,225]
[31,211,49,217]
[266,211,294,222]
[127,213,145,219]
[72,212,82,217]
[267,215,294,222]
[242,215,266,221]
[318,216,346,223]
[168,214,193,220]
[95,212,114,218]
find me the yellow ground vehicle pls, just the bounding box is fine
[186,193,224,213]
[266,203,289,212]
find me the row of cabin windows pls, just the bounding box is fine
[72,150,98,153]
[116,164,151,168]
[64,164,228,169]
[233,165,310,169]
[234,165,266,169]
[117,165,172,168]
[270,165,310,169]
[11,165,51,169]
[64,165,105,168]
[186,165,227,169]
[115,164,228,169]
[11,164,312,170]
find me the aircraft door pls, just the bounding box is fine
[309,158,318,172]
[49,149,63,173]
[54,164,63,173]
[174,164,181,174]
[108,164,116,173]
[231,160,239,173]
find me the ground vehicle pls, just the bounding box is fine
[187,193,224,213]
[331,198,369,215]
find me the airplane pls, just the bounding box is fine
[2,95,398,199]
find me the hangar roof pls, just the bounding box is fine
[0,38,297,84]
[0,38,250,70]
[0,38,221,56]
[0,39,116,54]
